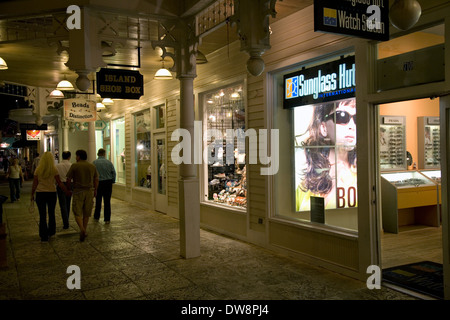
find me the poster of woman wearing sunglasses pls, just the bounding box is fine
[295,98,357,212]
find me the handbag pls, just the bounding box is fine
[28,200,35,214]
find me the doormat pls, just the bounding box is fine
[382,261,443,299]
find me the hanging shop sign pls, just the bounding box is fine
[64,99,97,122]
[20,123,47,130]
[26,130,41,141]
[314,0,389,41]
[96,68,144,100]
[284,55,355,109]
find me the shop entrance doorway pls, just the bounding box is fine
[377,97,444,299]
[153,133,167,213]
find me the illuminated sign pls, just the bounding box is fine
[294,97,357,212]
[26,130,41,140]
[284,55,355,108]
[314,0,389,41]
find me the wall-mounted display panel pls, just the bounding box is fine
[417,116,440,169]
[380,115,407,171]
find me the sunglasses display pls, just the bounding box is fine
[325,110,356,125]
[418,117,440,169]
[380,120,406,171]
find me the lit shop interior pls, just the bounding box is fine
[376,24,444,272]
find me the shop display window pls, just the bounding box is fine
[202,82,247,209]
[134,110,152,189]
[154,104,165,129]
[272,53,358,231]
[112,117,126,184]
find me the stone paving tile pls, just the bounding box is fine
[0,180,419,302]
[83,282,145,300]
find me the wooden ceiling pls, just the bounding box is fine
[0,0,313,90]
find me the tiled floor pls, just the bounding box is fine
[0,178,416,302]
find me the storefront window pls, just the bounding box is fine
[112,117,126,184]
[202,82,247,209]
[135,110,152,189]
[275,54,357,232]
[154,104,165,129]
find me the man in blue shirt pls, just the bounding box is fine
[93,148,116,223]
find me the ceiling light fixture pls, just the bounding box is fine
[49,89,65,99]
[96,102,106,110]
[56,75,75,91]
[154,60,173,80]
[0,57,8,70]
[196,51,208,64]
[102,98,114,106]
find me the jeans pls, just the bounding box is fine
[57,184,71,228]
[36,192,57,241]
[94,180,113,221]
[8,178,20,202]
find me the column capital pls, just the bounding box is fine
[151,17,199,79]
[230,0,278,76]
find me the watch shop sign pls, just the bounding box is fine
[314,0,389,41]
[96,68,144,100]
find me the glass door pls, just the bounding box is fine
[440,96,450,299]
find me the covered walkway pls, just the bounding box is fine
[0,176,414,301]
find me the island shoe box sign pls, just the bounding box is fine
[96,68,144,100]
[314,0,389,41]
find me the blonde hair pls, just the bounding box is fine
[35,152,56,179]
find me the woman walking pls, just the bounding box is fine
[6,158,24,203]
[31,152,71,242]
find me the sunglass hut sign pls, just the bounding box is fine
[284,56,355,109]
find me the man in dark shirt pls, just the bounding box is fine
[93,148,116,224]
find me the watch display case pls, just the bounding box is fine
[379,116,407,171]
[417,116,440,169]
[381,170,439,233]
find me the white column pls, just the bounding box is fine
[87,121,96,162]
[179,76,200,259]
[63,120,69,152]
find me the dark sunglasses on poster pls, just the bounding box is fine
[324,111,356,125]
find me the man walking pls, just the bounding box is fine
[93,148,116,224]
[55,151,72,229]
[66,150,98,242]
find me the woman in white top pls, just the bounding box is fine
[31,152,70,242]
[6,158,24,203]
